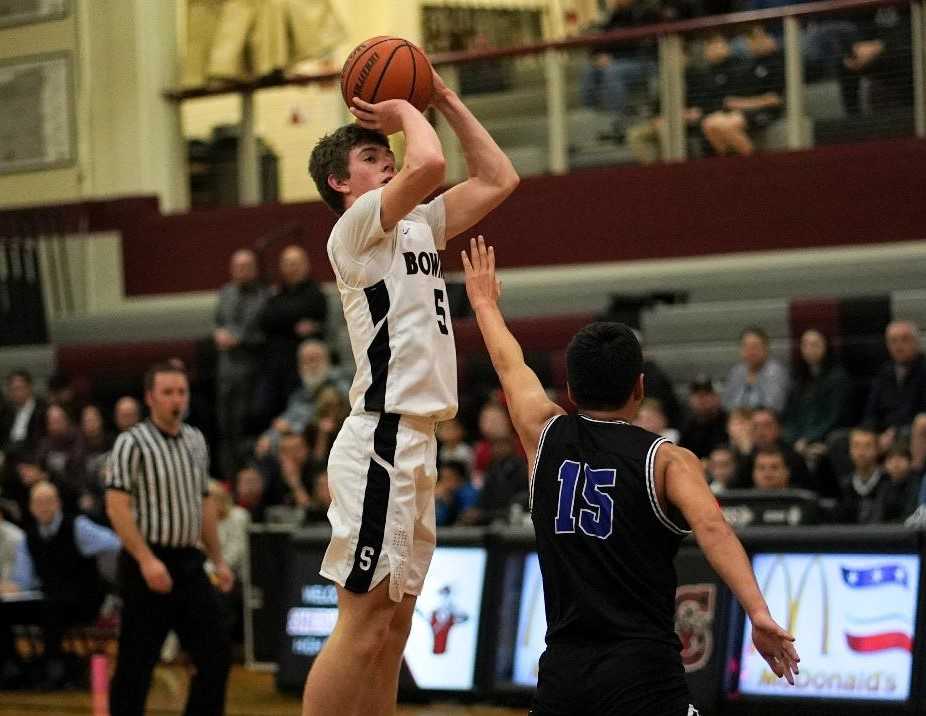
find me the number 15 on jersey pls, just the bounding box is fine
[554,461,616,539]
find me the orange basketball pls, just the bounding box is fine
[340,36,434,113]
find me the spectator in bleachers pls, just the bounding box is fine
[302,386,350,467]
[864,320,926,452]
[461,419,528,526]
[434,460,480,527]
[436,418,475,476]
[881,444,920,522]
[36,405,86,514]
[707,445,737,494]
[7,458,46,525]
[680,375,727,458]
[0,369,47,471]
[8,481,120,689]
[734,408,812,489]
[0,509,25,688]
[472,401,517,487]
[254,340,348,458]
[113,396,141,433]
[633,398,680,443]
[633,328,684,428]
[254,245,329,427]
[259,431,317,511]
[701,24,785,156]
[835,427,889,524]
[783,329,850,460]
[751,446,791,490]
[46,372,81,420]
[214,248,269,478]
[722,326,789,413]
[78,404,114,520]
[726,407,754,461]
[303,469,333,525]
[206,480,249,643]
[233,464,272,523]
[581,0,663,141]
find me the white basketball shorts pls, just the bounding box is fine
[320,411,438,603]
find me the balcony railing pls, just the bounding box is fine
[165,0,926,206]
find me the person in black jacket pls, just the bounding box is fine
[865,320,926,452]
[253,245,328,427]
[0,370,47,476]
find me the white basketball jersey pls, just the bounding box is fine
[328,187,458,421]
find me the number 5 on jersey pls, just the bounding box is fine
[554,460,616,539]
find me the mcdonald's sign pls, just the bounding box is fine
[737,553,920,702]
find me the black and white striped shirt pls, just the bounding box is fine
[105,420,210,548]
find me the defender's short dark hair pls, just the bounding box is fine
[144,362,188,392]
[566,322,643,410]
[308,125,390,214]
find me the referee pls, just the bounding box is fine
[105,362,234,716]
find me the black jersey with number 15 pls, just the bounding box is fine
[530,414,692,649]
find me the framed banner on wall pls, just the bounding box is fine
[0,0,68,29]
[0,52,75,174]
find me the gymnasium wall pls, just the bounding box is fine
[97,136,926,295]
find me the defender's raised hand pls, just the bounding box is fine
[461,236,501,310]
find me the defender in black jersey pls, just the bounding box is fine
[461,237,799,716]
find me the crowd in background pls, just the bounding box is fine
[1,247,925,689]
[580,0,913,157]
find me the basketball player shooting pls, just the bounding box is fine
[461,237,799,715]
[302,71,518,715]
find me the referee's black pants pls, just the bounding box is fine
[110,547,231,716]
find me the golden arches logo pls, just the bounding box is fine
[759,555,829,655]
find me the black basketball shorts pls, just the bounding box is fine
[529,639,697,716]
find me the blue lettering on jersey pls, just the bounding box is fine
[554,461,616,539]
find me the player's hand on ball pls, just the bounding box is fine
[461,236,501,310]
[750,610,799,685]
[350,97,411,135]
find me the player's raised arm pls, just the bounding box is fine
[462,237,564,455]
[432,73,519,241]
[658,444,801,684]
[350,97,446,231]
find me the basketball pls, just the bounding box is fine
[340,36,434,113]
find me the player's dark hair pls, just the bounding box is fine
[308,125,390,215]
[143,362,188,392]
[566,322,643,410]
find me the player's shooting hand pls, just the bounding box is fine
[461,236,501,310]
[350,97,411,135]
[750,611,799,685]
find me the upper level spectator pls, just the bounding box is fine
[726,407,753,461]
[214,248,269,477]
[864,320,926,446]
[836,427,889,524]
[722,326,789,413]
[255,245,329,425]
[0,369,47,461]
[734,408,812,489]
[783,329,851,448]
[113,396,142,433]
[46,372,82,420]
[434,460,479,527]
[233,464,271,523]
[679,375,727,458]
[580,0,664,137]
[751,446,791,490]
[79,404,114,520]
[701,24,785,156]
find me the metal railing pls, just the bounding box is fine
[164,0,926,205]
